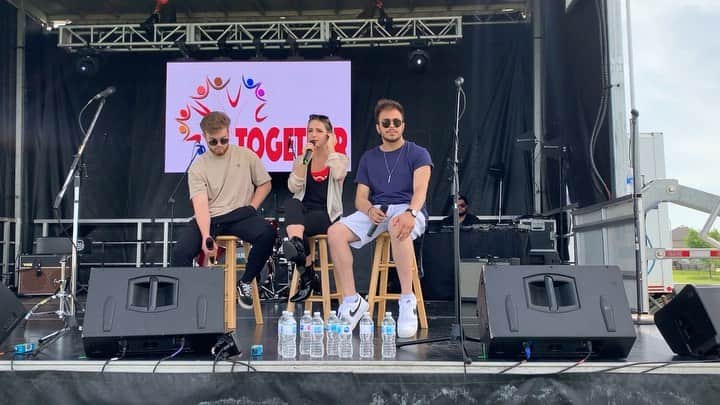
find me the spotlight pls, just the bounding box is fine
[174,40,198,60]
[285,37,302,60]
[75,54,99,76]
[408,39,430,73]
[325,33,341,58]
[217,34,240,58]
[377,6,394,31]
[252,37,266,60]
[140,13,159,37]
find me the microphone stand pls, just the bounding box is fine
[397,78,482,364]
[166,144,204,266]
[33,93,109,343]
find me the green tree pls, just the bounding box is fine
[685,229,720,248]
[685,228,720,271]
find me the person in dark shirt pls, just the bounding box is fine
[441,194,481,227]
[327,98,432,338]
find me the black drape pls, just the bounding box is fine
[0,2,17,216]
[544,0,612,210]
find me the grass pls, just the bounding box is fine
[672,269,720,285]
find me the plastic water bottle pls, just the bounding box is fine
[326,311,340,356]
[299,310,312,356]
[310,312,325,358]
[277,310,288,357]
[381,312,396,359]
[359,312,374,359]
[282,311,297,359]
[338,316,353,358]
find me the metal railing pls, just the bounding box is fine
[34,217,193,268]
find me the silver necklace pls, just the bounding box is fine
[382,142,406,184]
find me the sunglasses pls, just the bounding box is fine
[380,118,403,128]
[207,137,229,146]
[309,114,329,120]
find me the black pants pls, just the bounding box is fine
[283,198,331,254]
[172,206,275,283]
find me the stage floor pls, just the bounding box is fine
[2,295,710,375]
[4,296,720,405]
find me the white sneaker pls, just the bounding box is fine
[337,295,369,332]
[398,295,418,338]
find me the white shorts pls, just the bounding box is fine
[339,203,426,248]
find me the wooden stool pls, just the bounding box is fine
[214,235,263,326]
[366,232,428,329]
[286,234,342,320]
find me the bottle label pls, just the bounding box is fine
[383,325,395,335]
[360,324,373,335]
[312,325,323,334]
[342,325,351,335]
[302,324,311,332]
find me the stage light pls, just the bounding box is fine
[325,33,341,58]
[217,34,239,58]
[174,40,198,60]
[140,13,159,37]
[285,37,302,60]
[378,15,393,31]
[408,40,430,73]
[75,54,99,76]
[252,37,266,59]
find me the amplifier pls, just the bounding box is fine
[460,259,519,300]
[17,254,70,296]
[518,218,557,253]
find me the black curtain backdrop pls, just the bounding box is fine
[0,2,17,216]
[545,0,612,211]
[0,2,612,254]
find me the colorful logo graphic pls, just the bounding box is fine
[175,75,269,144]
[164,61,352,173]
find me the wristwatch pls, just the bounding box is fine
[405,208,418,218]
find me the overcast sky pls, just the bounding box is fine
[629,0,720,231]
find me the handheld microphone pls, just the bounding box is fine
[302,140,316,164]
[195,141,206,155]
[366,205,389,237]
[92,86,116,100]
[454,76,464,87]
[205,237,216,265]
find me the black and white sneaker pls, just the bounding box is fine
[236,281,253,309]
[336,295,369,332]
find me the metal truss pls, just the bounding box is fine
[57,16,463,52]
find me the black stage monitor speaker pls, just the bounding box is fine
[654,284,720,357]
[477,265,636,359]
[82,267,227,358]
[0,284,27,345]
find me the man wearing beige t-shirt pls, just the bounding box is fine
[172,111,274,309]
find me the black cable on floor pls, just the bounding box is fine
[152,339,185,373]
[101,343,127,373]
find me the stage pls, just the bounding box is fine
[1,297,719,404]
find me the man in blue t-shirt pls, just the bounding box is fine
[327,98,432,338]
